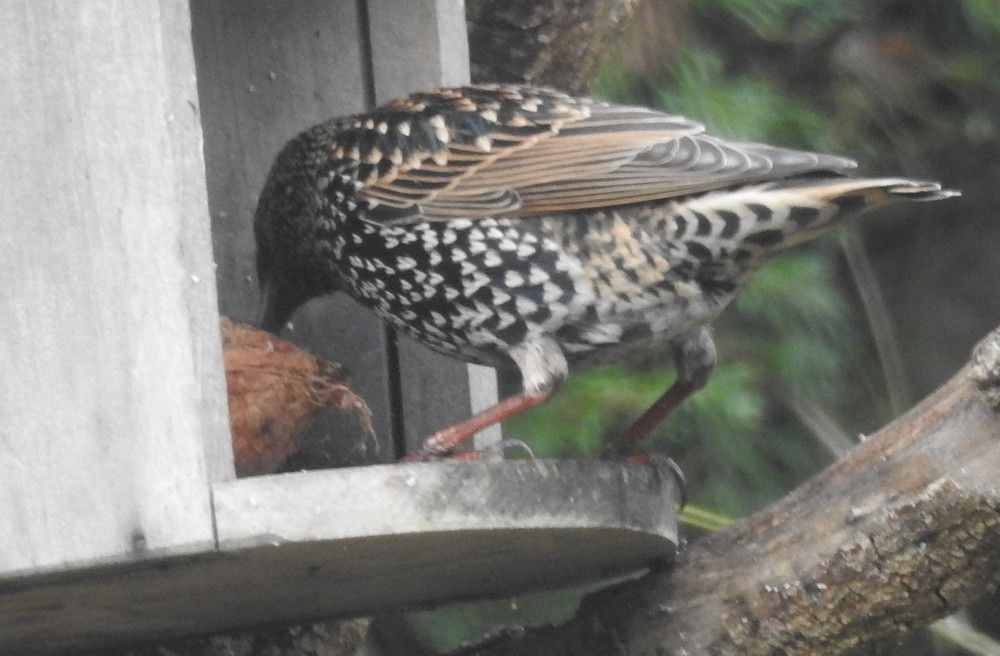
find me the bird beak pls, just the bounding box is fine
[259,277,303,334]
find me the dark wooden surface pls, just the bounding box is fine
[190,0,399,466]
[192,0,499,463]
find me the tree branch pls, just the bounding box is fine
[466,0,639,94]
[460,327,1000,655]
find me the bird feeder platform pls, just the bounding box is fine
[1,3,679,654]
[0,460,679,654]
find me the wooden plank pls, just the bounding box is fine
[367,0,471,97]
[0,461,679,654]
[213,461,678,545]
[366,0,503,451]
[190,0,398,465]
[0,1,230,576]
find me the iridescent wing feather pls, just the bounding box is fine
[308,85,857,225]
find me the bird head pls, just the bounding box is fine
[254,136,341,334]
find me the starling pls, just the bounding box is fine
[254,84,957,460]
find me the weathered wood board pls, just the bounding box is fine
[0,0,231,577]
[0,461,679,654]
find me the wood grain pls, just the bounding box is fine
[0,0,230,576]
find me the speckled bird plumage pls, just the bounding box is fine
[255,84,956,453]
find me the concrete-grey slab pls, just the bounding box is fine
[0,461,679,654]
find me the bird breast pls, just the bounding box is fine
[327,202,737,370]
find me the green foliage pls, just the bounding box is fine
[694,0,848,40]
[679,503,734,532]
[650,50,834,149]
[724,253,854,400]
[960,0,1000,40]
[596,48,838,151]
[398,582,605,654]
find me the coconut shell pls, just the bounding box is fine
[221,317,373,476]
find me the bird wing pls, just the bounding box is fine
[312,85,856,225]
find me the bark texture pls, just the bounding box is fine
[457,328,1000,655]
[99,619,371,656]
[466,0,639,94]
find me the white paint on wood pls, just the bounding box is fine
[469,363,503,448]
[435,0,474,87]
[191,0,371,323]
[0,1,231,576]
[367,0,471,98]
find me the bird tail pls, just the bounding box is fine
[680,177,960,260]
[767,177,961,204]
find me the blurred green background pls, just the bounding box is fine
[372,1,1000,654]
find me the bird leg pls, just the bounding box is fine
[403,390,552,462]
[602,325,717,456]
[432,439,536,462]
[404,337,567,462]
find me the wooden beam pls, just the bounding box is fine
[366,0,502,452]
[0,1,230,575]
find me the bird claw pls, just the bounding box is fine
[660,455,688,509]
[401,438,535,463]
[481,438,535,461]
[601,450,688,509]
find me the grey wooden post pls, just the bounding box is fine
[367,0,502,451]
[192,0,500,462]
[0,1,231,574]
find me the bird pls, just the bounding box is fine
[254,84,958,461]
